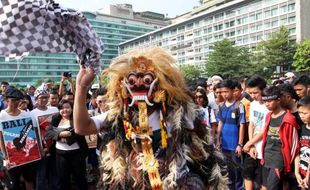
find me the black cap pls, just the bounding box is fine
[4,87,24,100]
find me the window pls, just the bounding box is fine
[271,20,278,27]
[187,23,193,29]
[256,12,262,20]
[249,14,256,22]
[288,3,295,11]
[256,23,263,30]
[215,13,224,21]
[289,27,296,34]
[264,10,271,18]
[271,8,278,16]
[280,5,288,14]
[280,18,287,25]
[288,16,295,23]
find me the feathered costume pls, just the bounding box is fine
[97,47,228,190]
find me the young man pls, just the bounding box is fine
[216,79,245,190]
[295,96,310,189]
[0,87,36,190]
[48,90,60,107]
[261,86,299,190]
[30,89,58,190]
[292,75,310,99]
[242,75,268,190]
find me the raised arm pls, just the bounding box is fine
[73,64,97,135]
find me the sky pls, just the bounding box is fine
[56,0,200,18]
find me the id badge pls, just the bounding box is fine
[231,112,236,119]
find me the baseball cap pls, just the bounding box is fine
[34,88,49,99]
[211,75,223,82]
[4,87,24,99]
[88,83,100,95]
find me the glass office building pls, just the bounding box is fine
[119,0,310,69]
[0,4,167,86]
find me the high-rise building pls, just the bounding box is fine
[0,4,168,86]
[119,0,310,69]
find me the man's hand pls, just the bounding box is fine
[76,64,95,88]
[243,141,252,152]
[248,146,257,159]
[295,172,305,188]
[235,145,242,157]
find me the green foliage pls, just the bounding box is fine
[293,39,310,72]
[254,26,296,78]
[205,39,252,78]
[179,64,201,82]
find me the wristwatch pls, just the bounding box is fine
[237,143,243,148]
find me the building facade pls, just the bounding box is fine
[119,0,310,69]
[0,4,167,86]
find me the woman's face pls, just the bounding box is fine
[60,103,72,118]
[195,92,205,107]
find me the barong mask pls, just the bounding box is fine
[121,59,158,107]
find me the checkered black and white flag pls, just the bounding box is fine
[0,0,103,73]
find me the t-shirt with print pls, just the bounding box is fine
[264,112,286,168]
[299,124,310,177]
[217,101,246,151]
[199,107,217,128]
[249,100,269,159]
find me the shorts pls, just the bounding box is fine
[242,154,263,186]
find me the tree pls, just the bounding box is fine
[180,65,202,87]
[254,26,296,78]
[205,39,252,79]
[293,39,310,72]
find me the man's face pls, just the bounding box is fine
[298,106,310,125]
[1,84,8,93]
[36,95,48,107]
[234,88,242,100]
[221,87,234,101]
[264,99,281,111]
[96,95,108,111]
[294,84,308,98]
[247,87,262,101]
[7,98,21,108]
[48,94,59,107]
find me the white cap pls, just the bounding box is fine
[284,72,295,79]
[211,75,223,82]
[88,83,100,95]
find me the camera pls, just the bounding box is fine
[63,72,72,78]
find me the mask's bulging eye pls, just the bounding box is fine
[143,74,154,85]
[128,75,137,85]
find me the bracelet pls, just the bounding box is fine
[237,143,243,148]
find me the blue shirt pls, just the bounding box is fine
[217,101,246,151]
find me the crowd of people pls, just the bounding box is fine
[192,73,310,190]
[0,69,309,190]
[0,75,104,190]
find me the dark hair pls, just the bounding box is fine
[49,90,59,96]
[246,75,267,91]
[64,91,74,96]
[221,79,235,90]
[96,87,107,96]
[263,86,281,99]
[194,87,209,108]
[213,82,223,91]
[58,99,73,112]
[278,84,300,101]
[297,96,310,108]
[23,94,34,111]
[1,81,9,86]
[233,80,242,90]
[292,75,310,87]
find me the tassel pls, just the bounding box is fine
[159,110,168,149]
